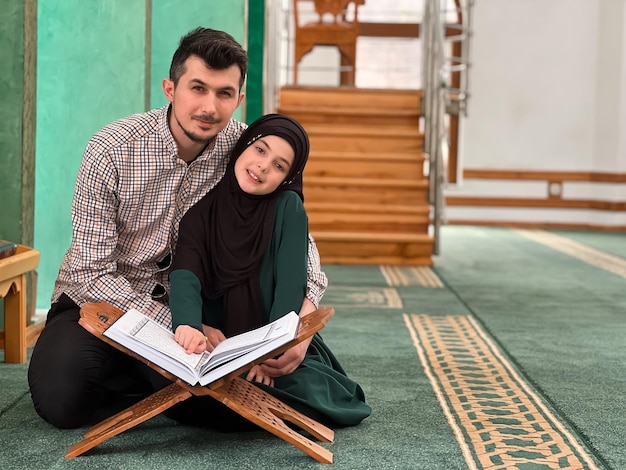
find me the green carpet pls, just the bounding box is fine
[433,226,625,470]
[1,226,623,469]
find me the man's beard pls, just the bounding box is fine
[175,115,213,145]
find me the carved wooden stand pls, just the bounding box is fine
[0,245,40,363]
[66,302,335,464]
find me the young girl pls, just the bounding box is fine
[169,114,370,428]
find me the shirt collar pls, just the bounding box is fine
[157,105,177,155]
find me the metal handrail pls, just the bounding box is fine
[422,0,448,255]
[422,0,473,255]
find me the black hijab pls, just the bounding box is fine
[173,114,310,336]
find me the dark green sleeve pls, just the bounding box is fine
[169,269,203,332]
[261,191,308,323]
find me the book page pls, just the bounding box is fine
[129,317,208,373]
[103,308,299,386]
[207,322,275,364]
[103,308,207,384]
[199,311,300,381]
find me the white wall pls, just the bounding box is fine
[446,0,626,226]
[271,0,625,226]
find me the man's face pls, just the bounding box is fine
[162,55,245,151]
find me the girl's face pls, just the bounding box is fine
[234,135,295,195]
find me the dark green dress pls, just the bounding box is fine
[170,191,371,427]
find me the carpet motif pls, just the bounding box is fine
[323,286,403,308]
[514,229,626,279]
[380,266,444,287]
[404,313,601,470]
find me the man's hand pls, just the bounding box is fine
[202,324,226,352]
[246,365,275,387]
[260,341,308,377]
[174,325,207,354]
[260,297,317,378]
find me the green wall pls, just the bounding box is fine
[33,0,256,311]
[0,0,36,325]
[0,0,35,246]
[0,3,24,245]
[150,0,246,116]
[246,0,265,122]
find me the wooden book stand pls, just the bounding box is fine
[66,302,336,464]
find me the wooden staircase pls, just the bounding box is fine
[277,86,434,265]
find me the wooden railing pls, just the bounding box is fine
[446,169,626,230]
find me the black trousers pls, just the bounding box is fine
[27,294,256,431]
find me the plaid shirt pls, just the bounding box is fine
[53,105,327,328]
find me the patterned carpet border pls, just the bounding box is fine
[514,229,626,279]
[380,266,444,287]
[404,313,601,470]
[323,286,403,309]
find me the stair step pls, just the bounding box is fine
[306,202,429,233]
[280,86,423,111]
[278,85,433,265]
[309,134,423,153]
[308,212,429,233]
[281,105,419,118]
[305,124,420,137]
[279,105,420,127]
[304,177,428,205]
[310,151,424,162]
[305,202,429,214]
[305,124,423,154]
[305,176,428,188]
[306,152,424,179]
[313,231,432,242]
[311,231,434,265]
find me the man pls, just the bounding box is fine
[28,27,327,429]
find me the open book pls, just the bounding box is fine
[103,309,300,386]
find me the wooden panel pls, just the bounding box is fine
[278,86,432,265]
[306,155,424,179]
[306,187,427,205]
[448,220,626,232]
[309,150,424,162]
[279,86,422,111]
[282,107,420,128]
[305,202,430,214]
[308,210,429,233]
[446,196,625,211]
[308,132,423,153]
[463,169,626,183]
[358,22,419,38]
[305,178,428,205]
[313,236,434,266]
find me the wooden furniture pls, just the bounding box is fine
[66,302,336,463]
[293,0,365,86]
[0,244,40,363]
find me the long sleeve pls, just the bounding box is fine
[169,270,204,331]
[261,191,309,322]
[56,140,171,322]
[305,234,327,308]
[169,195,213,332]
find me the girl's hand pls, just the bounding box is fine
[201,325,226,352]
[174,325,207,354]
